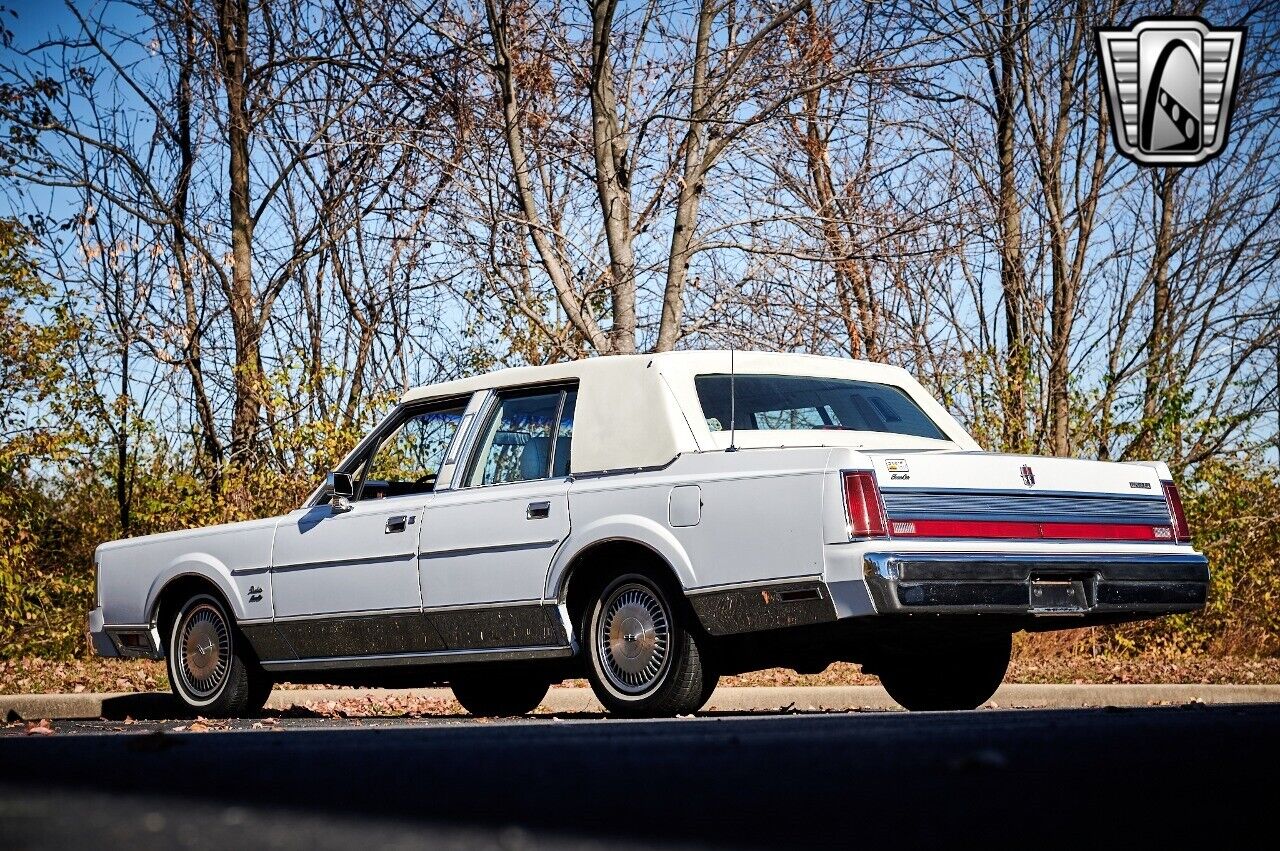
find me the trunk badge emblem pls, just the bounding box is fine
[1020,465,1036,487]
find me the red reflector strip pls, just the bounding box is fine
[890,519,1173,542]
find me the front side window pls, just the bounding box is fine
[694,374,946,441]
[467,386,576,486]
[360,403,467,499]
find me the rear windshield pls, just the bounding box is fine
[694,374,947,441]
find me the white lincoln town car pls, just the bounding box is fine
[89,351,1208,717]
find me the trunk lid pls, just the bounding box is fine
[864,450,1163,495]
[859,450,1177,543]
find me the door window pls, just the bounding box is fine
[467,387,576,487]
[360,403,467,500]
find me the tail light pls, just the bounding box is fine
[843,470,888,539]
[1161,480,1191,543]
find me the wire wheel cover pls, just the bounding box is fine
[598,583,671,694]
[178,603,231,699]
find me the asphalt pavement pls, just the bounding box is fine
[2,704,1277,849]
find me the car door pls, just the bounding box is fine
[417,386,576,649]
[269,400,469,658]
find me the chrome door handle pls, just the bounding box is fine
[526,501,551,520]
[385,515,408,534]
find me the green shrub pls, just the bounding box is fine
[1100,461,1280,656]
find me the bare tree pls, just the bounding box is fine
[474,0,821,356]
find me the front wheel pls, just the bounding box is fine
[583,572,716,718]
[167,593,272,718]
[873,632,1012,711]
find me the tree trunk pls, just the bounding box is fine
[798,79,880,360]
[216,0,263,459]
[1045,231,1074,456]
[1137,171,1179,458]
[587,0,637,353]
[483,0,612,354]
[993,0,1029,451]
[174,0,223,483]
[1036,0,1100,458]
[115,338,131,535]
[655,0,714,353]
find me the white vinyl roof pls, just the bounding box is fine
[399,351,978,474]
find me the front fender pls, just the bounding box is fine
[546,513,698,601]
[144,554,247,626]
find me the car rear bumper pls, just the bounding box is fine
[858,551,1209,616]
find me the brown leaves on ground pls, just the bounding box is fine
[0,658,347,696]
[1006,654,1280,685]
[0,657,167,695]
[171,717,232,733]
[24,719,55,735]
[276,694,464,719]
[719,666,879,688]
[722,654,1280,688]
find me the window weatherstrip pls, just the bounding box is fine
[546,389,568,480]
[445,412,475,466]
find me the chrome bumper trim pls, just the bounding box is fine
[88,612,164,659]
[862,551,1209,616]
[86,608,117,658]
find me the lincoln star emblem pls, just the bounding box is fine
[1095,17,1245,166]
[1020,465,1036,487]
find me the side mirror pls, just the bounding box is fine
[326,471,354,513]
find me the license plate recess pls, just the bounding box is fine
[1029,578,1088,613]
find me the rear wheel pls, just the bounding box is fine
[583,572,715,718]
[166,593,271,718]
[873,632,1012,711]
[451,673,550,717]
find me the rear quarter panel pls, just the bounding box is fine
[553,448,831,597]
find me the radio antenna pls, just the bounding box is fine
[727,347,738,452]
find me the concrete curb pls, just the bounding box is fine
[4,683,1280,720]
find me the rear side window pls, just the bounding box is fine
[466,386,576,486]
[694,374,946,441]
